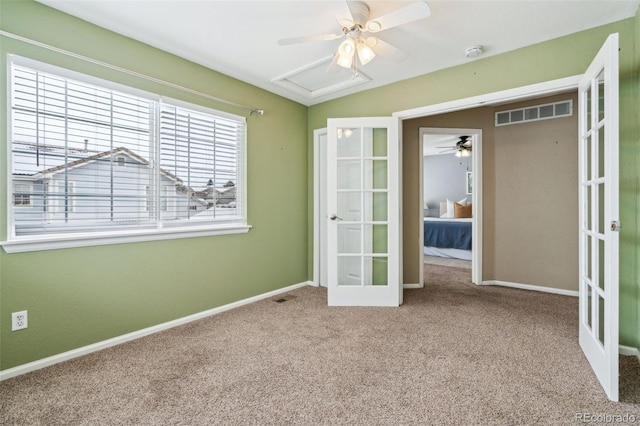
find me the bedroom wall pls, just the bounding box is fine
[0,1,309,370]
[308,18,639,347]
[423,154,472,217]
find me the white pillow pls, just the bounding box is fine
[441,197,467,218]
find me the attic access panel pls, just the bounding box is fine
[272,56,370,100]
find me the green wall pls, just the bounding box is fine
[308,18,639,348]
[0,1,308,370]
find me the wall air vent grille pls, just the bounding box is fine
[495,100,573,127]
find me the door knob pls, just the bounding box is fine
[329,214,343,221]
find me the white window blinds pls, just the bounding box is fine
[9,57,246,240]
[159,102,245,225]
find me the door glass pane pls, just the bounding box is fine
[365,192,388,222]
[597,69,605,123]
[587,284,593,330]
[585,136,592,181]
[338,224,361,254]
[367,128,388,157]
[364,257,388,286]
[337,160,361,190]
[338,256,361,286]
[586,185,592,231]
[586,85,593,131]
[337,192,361,221]
[598,238,605,291]
[364,160,387,190]
[337,127,360,157]
[598,182,605,235]
[598,125,605,179]
[598,295,605,346]
[363,224,388,254]
[586,235,593,280]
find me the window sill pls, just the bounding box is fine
[1,224,252,253]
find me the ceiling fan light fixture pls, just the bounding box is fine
[337,54,353,69]
[337,38,356,69]
[338,38,355,57]
[356,39,376,65]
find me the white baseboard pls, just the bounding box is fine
[481,280,579,297]
[619,345,640,360]
[403,283,423,289]
[0,280,313,381]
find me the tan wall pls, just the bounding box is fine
[404,92,579,291]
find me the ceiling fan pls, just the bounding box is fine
[277,1,431,73]
[438,136,472,157]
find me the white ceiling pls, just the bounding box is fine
[37,0,639,106]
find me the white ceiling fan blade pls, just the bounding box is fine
[366,37,408,63]
[336,0,355,27]
[365,1,431,32]
[277,33,343,46]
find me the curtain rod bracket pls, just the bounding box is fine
[250,109,264,116]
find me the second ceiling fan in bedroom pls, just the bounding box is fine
[438,136,473,157]
[277,1,431,73]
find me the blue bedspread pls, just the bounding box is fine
[424,220,472,250]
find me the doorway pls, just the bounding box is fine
[418,128,482,287]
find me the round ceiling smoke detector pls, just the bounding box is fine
[465,46,483,58]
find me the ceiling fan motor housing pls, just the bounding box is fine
[346,1,371,28]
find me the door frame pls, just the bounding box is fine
[393,75,583,286]
[418,127,482,286]
[314,75,582,288]
[313,128,327,287]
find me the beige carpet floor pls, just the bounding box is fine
[1,265,639,425]
[424,255,472,269]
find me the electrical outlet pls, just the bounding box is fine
[11,310,28,331]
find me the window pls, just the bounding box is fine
[13,183,32,207]
[6,56,248,252]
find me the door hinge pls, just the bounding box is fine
[611,220,621,232]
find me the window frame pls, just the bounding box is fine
[3,55,250,253]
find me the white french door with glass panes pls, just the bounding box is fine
[326,117,401,306]
[578,33,619,401]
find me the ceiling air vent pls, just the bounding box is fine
[495,100,572,127]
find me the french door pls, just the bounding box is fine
[578,33,619,401]
[326,117,401,306]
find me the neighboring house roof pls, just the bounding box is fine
[23,145,183,184]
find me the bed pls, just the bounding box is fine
[423,200,472,260]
